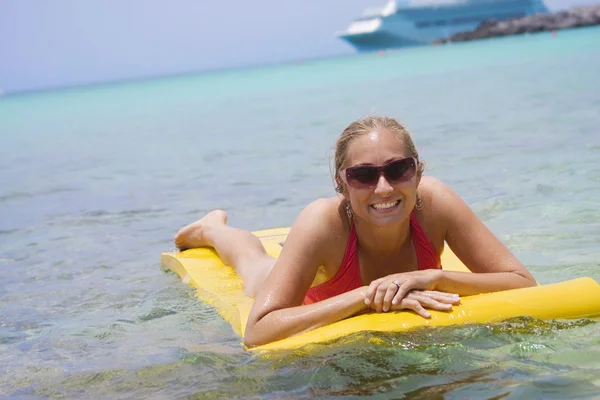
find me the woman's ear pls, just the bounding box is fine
[335,175,344,193]
[416,161,424,186]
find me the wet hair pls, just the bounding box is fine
[333,116,423,192]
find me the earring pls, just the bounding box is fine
[415,192,424,210]
[345,201,353,220]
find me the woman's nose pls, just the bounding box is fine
[374,174,393,196]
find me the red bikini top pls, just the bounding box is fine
[303,213,441,305]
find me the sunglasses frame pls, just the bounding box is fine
[341,157,418,189]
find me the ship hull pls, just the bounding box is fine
[338,0,549,51]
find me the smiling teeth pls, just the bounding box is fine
[372,201,399,210]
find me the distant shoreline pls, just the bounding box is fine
[433,5,600,44]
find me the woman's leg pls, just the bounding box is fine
[174,210,274,297]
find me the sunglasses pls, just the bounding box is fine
[342,157,418,188]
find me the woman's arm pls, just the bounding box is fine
[365,178,536,311]
[245,286,368,347]
[244,199,368,348]
[434,178,536,292]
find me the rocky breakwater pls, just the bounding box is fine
[433,5,600,44]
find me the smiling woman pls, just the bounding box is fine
[173,115,537,347]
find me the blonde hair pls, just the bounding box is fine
[333,116,423,191]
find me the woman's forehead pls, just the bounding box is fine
[346,130,408,164]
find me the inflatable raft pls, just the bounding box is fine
[161,227,600,352]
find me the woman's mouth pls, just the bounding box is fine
[370,200,400,211]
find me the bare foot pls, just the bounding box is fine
[174,210,228,250]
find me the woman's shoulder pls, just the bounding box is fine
[280,196,349,268]
[292,196,349,247]
[419,176,450,194]
[419,176,461,210]
[418,175,478,233]
[416,176,466,243]
[298,196,348,232]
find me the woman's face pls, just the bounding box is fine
[341,129,420,227]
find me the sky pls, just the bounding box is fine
[0,0,596,94]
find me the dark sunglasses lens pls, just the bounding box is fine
[346,166,379,186]
[384,158,416,182]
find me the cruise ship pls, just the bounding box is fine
[337,0,549,51]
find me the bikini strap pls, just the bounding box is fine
[338,220,358,275]
[410,213,441,270]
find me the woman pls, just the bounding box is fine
[174,116,536,347]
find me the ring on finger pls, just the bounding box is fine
[393,281,401,289]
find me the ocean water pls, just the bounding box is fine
[1,27,599,399]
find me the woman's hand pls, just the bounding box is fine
[364,270,459,315]
[384,290,460,318]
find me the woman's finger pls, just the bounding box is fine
[391,278,414,305]
[372,284,389,312]
[364,278,384,305]
[391,281,405,306]
[382,282,400,312]
[406,293,453,311]
[420,290,460,299]
[400,298,431,319]
[419,291,461,305]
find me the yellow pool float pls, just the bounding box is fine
[161,227,600,352]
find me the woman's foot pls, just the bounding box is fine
[174,210,228,250]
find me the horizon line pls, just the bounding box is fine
[0,49,357,99]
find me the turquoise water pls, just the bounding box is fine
[1,27,600,398]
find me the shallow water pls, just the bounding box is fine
[1,27,599,399]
